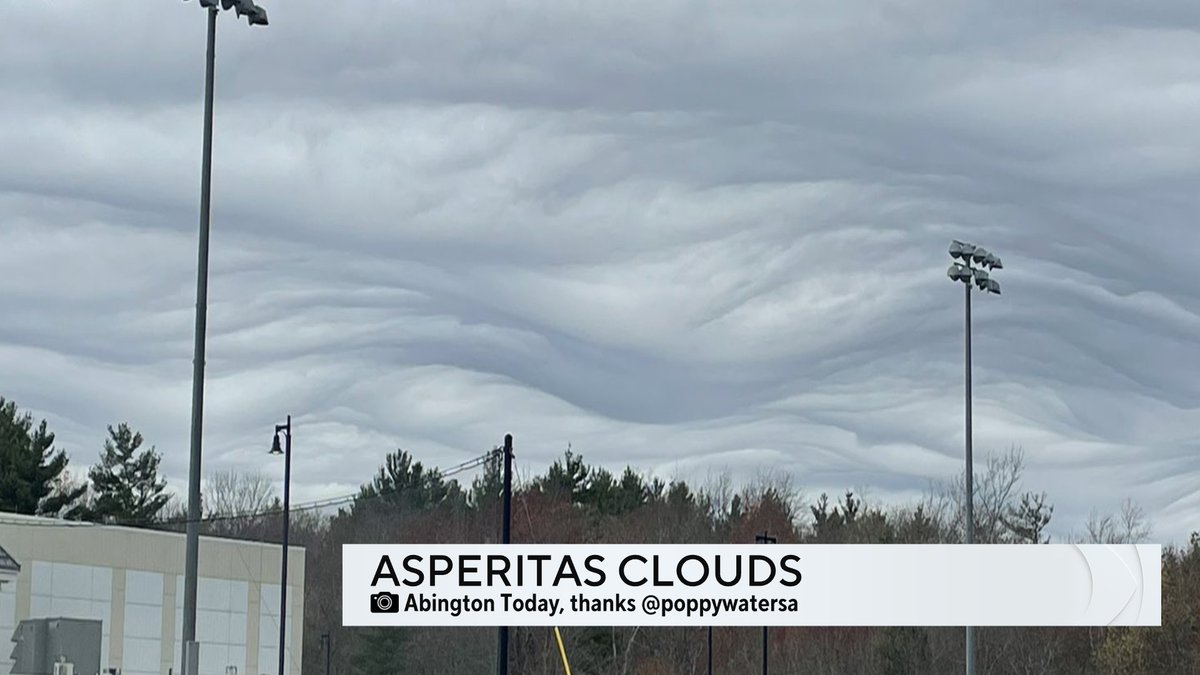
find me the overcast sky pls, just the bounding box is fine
[2,1,1198,543]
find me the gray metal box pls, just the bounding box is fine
[9,618,101,675]
[9,619,46,673]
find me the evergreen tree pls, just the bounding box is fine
[468,446,504,510]
[1004,491,1054,543]
[0,396,86,515]
[82,423,170,526]
[357,449,463,514]
[350,627,409,675]
[535,447,589,502]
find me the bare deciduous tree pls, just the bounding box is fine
[1081,498,1152,544]
[205,469,277,518]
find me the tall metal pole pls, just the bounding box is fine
[279,415,292,675]
[948,240,1000,675]
[964,276,975,675]
[182,8,218,675]
[497,434,513,675]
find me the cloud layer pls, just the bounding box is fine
[2,1,1198,541]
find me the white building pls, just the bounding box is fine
[0,512,304,675]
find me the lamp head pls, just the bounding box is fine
[270,432,283,455]
[973,268,990,290]
[971,247,990,265]
[949,240,975,261]
[249,4,269,26]
[987,279,1001,294]
[947,263,971,283]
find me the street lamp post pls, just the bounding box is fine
[179,3,268,675]
[946,240,1002,675]
[755,532,776,675]
[270,416,293,675]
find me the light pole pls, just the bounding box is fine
[270,416,293,675]
[755,531,776,675]
[946,240,1002,675]
[179,2,267,675]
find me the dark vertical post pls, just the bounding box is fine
[755,531,775,675]
[707,626,713,675]
[964,278,975,675]
[279,415,292,675]
[182,9,218,675]
[762,625,768,675]
[321,632,331,675]
[497,434,513,675]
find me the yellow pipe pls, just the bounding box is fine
[553,627,573,675]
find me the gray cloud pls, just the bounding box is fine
[2,1,1198,542]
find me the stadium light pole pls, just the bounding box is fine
[270,416,293,675]
[946,240,1002,675]
[179,2,267,675]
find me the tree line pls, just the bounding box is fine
[2,395,1197,674]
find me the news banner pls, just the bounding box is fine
[343,544,1160,627]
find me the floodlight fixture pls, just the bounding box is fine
[249,5,269,26]
[188,0,268,26]
[949,240,976,260]
[987,279,1001,294]
[947,263,971,282]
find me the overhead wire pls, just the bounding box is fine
[0,448,499,530]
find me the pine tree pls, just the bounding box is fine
[82,423,170,526]
[468,447,504,510]
[350,627,409,674]
[357,449,463,514]
[0,396,86,515]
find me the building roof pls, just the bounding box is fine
[0,511,304,554]
[0,542,19,573]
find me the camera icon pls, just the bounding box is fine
[371,591,400,613]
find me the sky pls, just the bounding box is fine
[1,1,1198,543]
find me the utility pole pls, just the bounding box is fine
[496,434,514,675]
[755,531,776,675]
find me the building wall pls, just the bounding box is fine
[0,514,304,675]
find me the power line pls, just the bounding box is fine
[0,448,499,530]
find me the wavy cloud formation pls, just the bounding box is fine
[1,1,1198,540]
